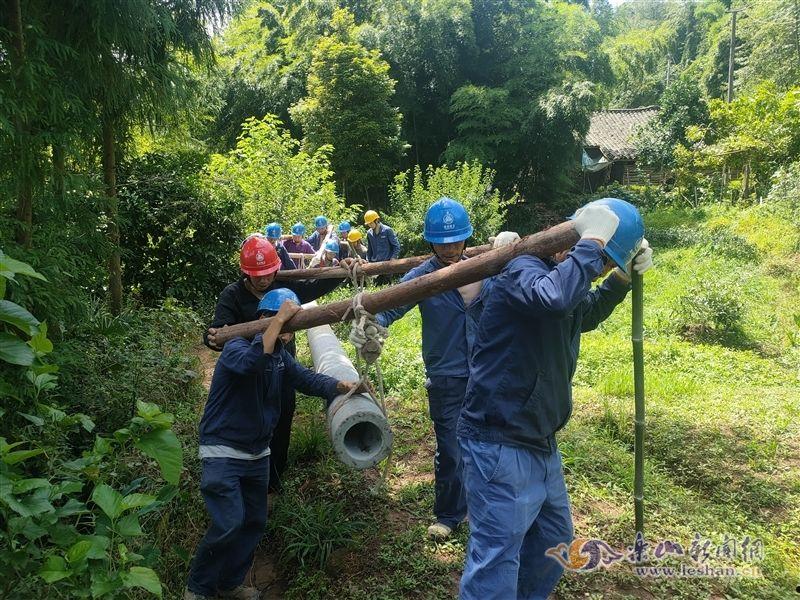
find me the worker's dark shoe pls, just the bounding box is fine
[183,588,218,600]
[218,585,259,600]
[427,522,452,540]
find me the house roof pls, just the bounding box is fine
[584,106,659,161]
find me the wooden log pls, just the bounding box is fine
[209,222,580,345]
[275,243,493,281]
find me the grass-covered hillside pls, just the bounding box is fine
[245,201,799,600]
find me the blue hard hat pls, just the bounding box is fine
[572,198,644,274]
[314,216,328,228]
[257,288,301,316]
[338,221,351,233]
[291,222,306,236]
[324,239,340,253]
[265,222,282,240]
[424,197,473,244]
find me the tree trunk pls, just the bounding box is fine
[8,0,33,248]
[102,116,123,315]
[52,143,66,203]
[211,222,580,344]
[276,243,492,281]
[742,161,751,200]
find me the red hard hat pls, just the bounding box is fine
[240,236,281,276]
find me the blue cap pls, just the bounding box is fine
[314,216,328,228]
[570,198,644,274]
[265,222,282,240]
[324,239,340,253]
[338,221,351,233]
[257,288,301,316]
[424,197,473,244]
[291,222,306,236]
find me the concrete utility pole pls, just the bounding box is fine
[727,8,742,102]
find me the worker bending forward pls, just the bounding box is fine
[456,198,653,599]
[186,291,358,600]
[357,197,499,540]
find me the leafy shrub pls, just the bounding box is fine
[53,299,204,435]
[387,162,513,256]
[672,279,746,345]
[203,115,358,233]
[118,151,242,312]
[0,253,182,598]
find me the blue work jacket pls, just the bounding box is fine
[276,243,296,270]
[366,224,401,262]
[199,336,340,454]
[376,256,494,378]
[457,240,631,453]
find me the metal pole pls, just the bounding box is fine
[632,270,645,536]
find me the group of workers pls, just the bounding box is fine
[186,196,654,600]
[259,209,401,271]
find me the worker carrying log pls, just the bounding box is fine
[263,223,296,271]
[308,239,341,268]
[185,290,360,600]
[283,222,316,265]
[306,215,331,251]
[351,196,518,541]
[203,235,351,493]
[455,198,653,600]
[346,228,368,259]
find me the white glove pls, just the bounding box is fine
[493,231,521,248]
[632,238,653,274]
[613,238,653,282]
[349,312,382,350]
[572,205,619,246]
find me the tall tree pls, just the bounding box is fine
[56,0,235,313]
[291,9,402,203]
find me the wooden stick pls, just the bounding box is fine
[210,222,580,345]
[275,244,493,280]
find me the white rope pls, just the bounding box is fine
[342,261,393,491]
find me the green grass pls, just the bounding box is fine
[175,201,799,599]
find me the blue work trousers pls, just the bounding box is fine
[426,375,468,529]
[187,457,270,596]
[459,438,573,600]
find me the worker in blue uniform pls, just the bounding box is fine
[306,215,330,251]
[264,223,296,270]
[186,289,359,600]
[355,197,503,540]
[456,198,654,600]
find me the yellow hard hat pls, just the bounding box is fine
[364,209,380,225]
[347,230,363,242]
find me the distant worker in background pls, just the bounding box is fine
[365,209,400,284]
[337,221,354,261]
[264,223,296,270]
[283,223,316,268]
[456,198,654,600]
[307,215,330,251]
[309,239,340,268]
[346,229,368,259]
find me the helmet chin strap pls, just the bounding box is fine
[430,242,467,266]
